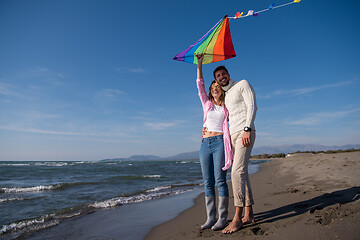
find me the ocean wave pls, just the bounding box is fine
[0,184,61,193]
[34,162,68,167]
[0,183,199,238]
[143,174,161,178]
[0,163,30,166]
[0,187,192,237]
[175,160,200,164]
[0,215,59,236]
[0,181,101,194]
[89,189,191,209]
[0,210,83,238]
[145,185,172,193]
[0,161,90,167]
[106,175,162,181]
[55,211,82,219]
[0,197,33,204]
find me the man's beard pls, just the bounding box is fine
[220,77,229,86]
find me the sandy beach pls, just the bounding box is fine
[146,151,360,240]
[18,151,360,240]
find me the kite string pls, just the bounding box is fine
[228,1,297,19]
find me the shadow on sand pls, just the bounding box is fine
[254,186,360,224]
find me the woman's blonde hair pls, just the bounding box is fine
[208,80,225,105]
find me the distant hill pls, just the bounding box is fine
[100,152,199,162]
[251,144,360,155]
[165,151,199,160]
[101,144,360,161]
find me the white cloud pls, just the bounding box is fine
[129,67,145,73]
[17,111,60,120]
[115,66,146,73]
[259,81,352,99]
[254,128,360,147]
[0,82,22,97]
[255,135,326,146]
[0,125,82,136]
[28,67,50,75]
[94,88,126,101]
[255,131,273,137]
[18,67,67,82]
[0,122,133,138]
[285,108,360,126]
[144,120,184,130]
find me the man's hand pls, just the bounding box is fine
[242,131,251,147]
[202,127,207,136]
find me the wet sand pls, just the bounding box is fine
[146,151,360,240]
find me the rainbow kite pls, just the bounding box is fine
[173,15,236,65]
[173,0,301,65]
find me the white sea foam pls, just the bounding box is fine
[0,197,32,203]
[1,184,60,193]
[145,185,171,193]
[56,211,81,219]
[35,162,68,167]
[89,189,191,209]
[0,215,59,236]
[0,163,30,166]
[0,211,83,237]
[143,175,161,178]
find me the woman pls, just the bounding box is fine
[196,54,233,231]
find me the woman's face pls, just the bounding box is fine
[211,82,222,99]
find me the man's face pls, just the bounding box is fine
[214,69,230,87]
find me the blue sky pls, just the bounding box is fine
[0,0,359,161]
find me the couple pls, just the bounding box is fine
[196,54,257,234]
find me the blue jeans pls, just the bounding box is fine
[199,135,229,197]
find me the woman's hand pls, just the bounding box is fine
[196,54,204,65]
[196,54,204,79]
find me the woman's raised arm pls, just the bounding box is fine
[197,54,204,80]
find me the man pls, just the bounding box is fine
[214,65,257,234]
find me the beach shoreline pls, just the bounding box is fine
[22,188,203,240]
[146,151,360,240]
[9,151,360,240]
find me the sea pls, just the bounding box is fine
[0,159,266,239]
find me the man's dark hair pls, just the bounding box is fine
[213,65,229,79]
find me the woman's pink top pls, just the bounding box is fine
[197,78,234,171]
